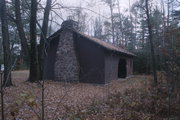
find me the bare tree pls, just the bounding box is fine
[117,0,123,44]
[0,24,3,71]
[29,0,39,82]
[103,0,115,44]
[145,0,157,86]
[0,72,4,120]
[39,0,52,80]
[0,0,13,86]
[94,17,103,39]
[15,0,30,66]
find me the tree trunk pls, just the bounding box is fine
[109,0,115,44]
[0,30,3,69]
[167,0,170,26]
[145,0,157,86]
[117,0,123,45]
[15,0,29,67]
[29,0,39,82]
[0,0,13,87]
[38,0,52,80]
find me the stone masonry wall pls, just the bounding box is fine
[54,29,80,82]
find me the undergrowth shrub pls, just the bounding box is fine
[71,84,180,120]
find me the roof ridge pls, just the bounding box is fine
[48,28,135,56]
[75,31,135,56]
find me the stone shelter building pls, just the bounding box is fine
[43,20,135,84]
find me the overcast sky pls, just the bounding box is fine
[59,0,134,17]
[48,0,137,32]
[46,0,174,34]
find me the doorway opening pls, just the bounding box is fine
[118,58,127,78]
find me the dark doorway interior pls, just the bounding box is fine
[118,58,127,78]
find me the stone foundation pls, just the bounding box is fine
[54,29,80,82]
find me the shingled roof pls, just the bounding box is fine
[74,31,135,56]
[48,28,135,56]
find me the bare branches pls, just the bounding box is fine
[51,10,64,21]
[7,13,17,23]
[176,0,180,3]
[51,3,110,19]
[131,1,146,12]
[37,19,61,27]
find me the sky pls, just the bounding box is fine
[48,0,137,33]
[62,0,134,17]
[46,0,179,34]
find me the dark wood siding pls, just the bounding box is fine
[74,33,105,84]
[43,29,134,84]
[104,51,134,82]
[126,58,133,76]
[43,35,60,80]
[104,51,119,83]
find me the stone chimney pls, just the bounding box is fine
[61,19,79,30]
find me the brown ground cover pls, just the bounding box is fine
[1,70,148,120]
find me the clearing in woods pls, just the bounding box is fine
[2,70,147,120]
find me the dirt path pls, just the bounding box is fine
[2,70,146,120]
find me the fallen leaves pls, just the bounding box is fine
[1,71,151,120]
